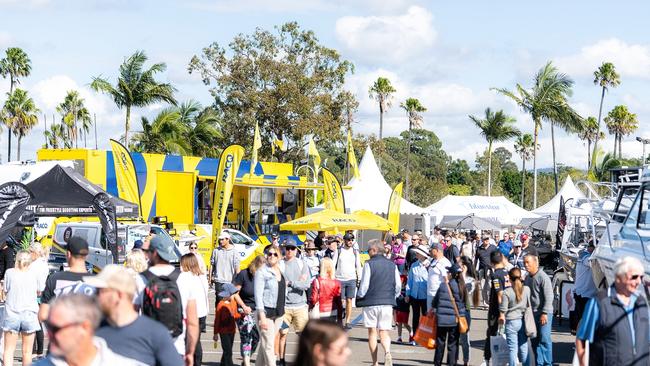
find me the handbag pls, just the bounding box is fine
[309,278,320,319]
[445,278,469,334]
[414,313,437,349]
[490,326,509,366]
[524,292,537,338]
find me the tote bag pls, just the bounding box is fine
[414,314,437,349]
[490,328,509,366]
[524,293,537,338]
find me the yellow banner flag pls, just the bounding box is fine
[322,168,345,213]
[212,144,245,248]
[347,130,360,179]
[387,182,403,232]
[251,123,262,174]
[109,139,142,218]
[308,137,321,168]
[273,137,287,154]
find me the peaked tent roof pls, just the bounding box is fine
[427,195,538,226]
[344,147,425,215]
[532,176,586,217]
[26,165,139,217]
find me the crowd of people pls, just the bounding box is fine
[0,225,646,366]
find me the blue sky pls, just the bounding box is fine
[2,0,650,169]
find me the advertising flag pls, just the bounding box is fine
[347,130,360,179]
[211,145,245,248]
[109,139,142,218]
[273,135,287,155]
[322,168,346,213]
[251,123,262,174]
[387,182,403,231]
[308,137,321,168]
[0,182,33,245]
[556,196,566,249]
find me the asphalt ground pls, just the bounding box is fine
[3,297,577,365]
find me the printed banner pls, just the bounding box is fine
[308,137,321,168]
[212,145,245,248]
[387,182,403,232]
[322,168,346,213]
[0,182,33,245]
[93,192,119,264]
[109,139,142,218]
[556,196,566,249]
[251,123,262,174]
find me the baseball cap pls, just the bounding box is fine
[284,238,298,248]
[430,242,443,251]
[66,236,89,256]
[327,236,340,244]
[150,235,179,262]
[446,263,463,275]
[271,233,279,239]
[218,232,231,240]
[84,264,137,296]
[343,233,355,241]
[520,234,529,242]
[133,240,143,249]
[218,283,239,298]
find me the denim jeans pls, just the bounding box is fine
[505,318,529,366]
[531,313,553,366]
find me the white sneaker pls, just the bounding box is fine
[479,361,488,366]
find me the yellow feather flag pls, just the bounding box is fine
[347,130,360,179]
[212,144,245,248]
[387,182,403,232]
[109,139,142,218]
[308,137,321,168]
[273,137,287,152]
[322,168,346,213]
[250,123,262,174]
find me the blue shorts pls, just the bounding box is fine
[341,279,357,300]
[3,310,39,334]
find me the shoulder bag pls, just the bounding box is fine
[523,290,537,338]
[445,277,468,334]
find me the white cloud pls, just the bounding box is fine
[555,38,650,79]
[335,6,436,63]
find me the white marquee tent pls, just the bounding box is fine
[532,176,586,217]
[427,195,538,227]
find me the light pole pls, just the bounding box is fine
[636,137,650,165]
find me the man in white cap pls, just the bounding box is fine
[209,231,240,304]
[89,265,182,366]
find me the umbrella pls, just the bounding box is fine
[439,214,501,231]
[280,209,390,232]
[518,216,558,232]
[351,210,393,231]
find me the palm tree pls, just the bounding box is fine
[56,90,92,148]
[368,77,396,141]
[1,89,39,160]
[593,62,621,163]
[44,123,66,149]
[470,108,520,196]
[578,116,604,169]
[0,47,32,161]
[493,61,578,207]
[177,100,222,157]
[400,97,426,199]
[130,108,191,155]
[514,134,537,207]
[591,151,621,182]
[90,50,177,145]
[604,105,638,158]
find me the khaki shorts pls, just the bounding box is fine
[280,306,309,334]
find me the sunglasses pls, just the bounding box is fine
[631,274,644,280]
[286,247,297,251]
[267,252,279,257]
[189,246,198,250]
[44,320,83,335]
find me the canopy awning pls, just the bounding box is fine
[280,209,391,232]
[428,195,538,226]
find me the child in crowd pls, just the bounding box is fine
[214,283,240,366]
[394,275,413,345]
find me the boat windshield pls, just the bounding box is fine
[619,185,650,253]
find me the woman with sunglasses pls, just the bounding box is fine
[254,245,286,366]
[188,242,207,275]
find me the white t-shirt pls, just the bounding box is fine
[29,258,49,292]
[145,265,200,355]
[184,272,209,318]
[4,268,40,314]
[335,247,361,282]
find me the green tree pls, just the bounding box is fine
[177,100,222,157]
[493,61,579,207]
[56,90,92,148]
[91,50,177,145]
[604,105,638,158]
[130,108,189,155]
[0,47,32,161]
[400,98,427,200]
[368,77,396,141]
[578,116,603,169]
[593,62,621,163]
[1,89,39,160]
[514,133,536,207]
[447,159,472,186]
[189,22,354,164]
[469,108,519,196]
[44,123,66,149]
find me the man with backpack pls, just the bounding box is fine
[141,236,199,366]
[336,233,362,329]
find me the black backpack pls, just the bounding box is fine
[142,268,183,338]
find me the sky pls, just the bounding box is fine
[2,0,650,170]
